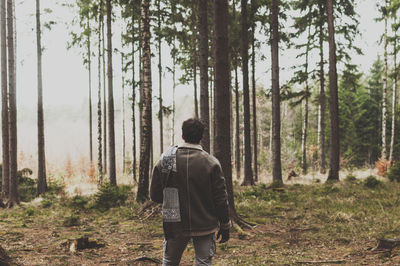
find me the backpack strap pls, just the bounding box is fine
[160,145,178,189]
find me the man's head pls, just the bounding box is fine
[182,118,205,144]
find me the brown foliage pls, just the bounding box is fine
[376,157,391,176]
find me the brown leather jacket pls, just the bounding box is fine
[150,143,230,239]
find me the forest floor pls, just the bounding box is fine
[1,173,400,265]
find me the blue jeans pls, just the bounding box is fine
[162,233,216,266]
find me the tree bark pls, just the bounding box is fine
[241,0,253,186]
[132,8,137,182]
[101,0,107,174]
[382,1,388,160]
[1,0,9,200]
[106,0,116,185]
[88,20,93,164]
[137,0,152,203]
[213,0,235,217]
[7,0,18,206]
[251,6,257,182]
[121,50,126,173]
[326,0,340,181]
[271,0,282,183]
[97,3,103,185]
[234,65,240,180]
[36,0,47,195]
[389,31,397,162]
[318,2,326,174]
[192,4,199,119]
[157,0,163,155]
[199,0,210,153]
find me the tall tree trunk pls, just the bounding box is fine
[241,0,253,186]
[389,34,397,162]
[101,0,107,174]
[199,0,210,153]
[271,0,282,183]
[234,64,240,179]
[137,0,152,203]
[251,3,257,182]
[97,3,103,185]
[36,0,47,195]
[301,20,311,175]
[157,0,163,155]
[106,0,116,185]
[1,0,9,200]
[7,0,18,206]
[318,2,326,174]
[171,36,176,145]
[192,4,199,118]
[121,51,126,173]
[382,1,388,160]
[87,20,93,164]
[131,8,137,182]
[213,0,235,218]
[209,66,214,154]
[326,0,340,181]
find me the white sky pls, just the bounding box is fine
[4,0,386,171]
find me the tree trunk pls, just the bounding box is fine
[234,64,240,180]
[157,0,163,155]
[132,8,137,182]
[213,0,235,218]
[88,20,93,164]
[251,8,257,182]
[301,20,311,175]
[199,0,210,153]
[326,0,340,182]
[7,0,18,206]
[101,0,107,174]
[241,0,253,186]
[97,3,103,185]
[389,31,397,162]
[271,0,282,183]
[192,5,199,119]
[106,0,116,185]
[382,2,388,160]
[318,2,326,174]
[137,0,152,203]
[1,0,9,200]
[121,51,126,173]
[36,0,47,195]
[171,37,176,145]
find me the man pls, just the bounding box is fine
[150,118,231,266]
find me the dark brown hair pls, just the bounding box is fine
[182,118,205,144]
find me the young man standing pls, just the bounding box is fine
[150,118,231,266]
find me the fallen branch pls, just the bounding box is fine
[132,256,161,264]
[373,238,400,251]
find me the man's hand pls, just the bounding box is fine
[216,228,229,243]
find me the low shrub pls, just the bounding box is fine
[363,175,382,189]
[62,213,80,227]
[344,174,357,183]
[91,183,131,211]
[387,161,400,182]
[68,195,89,210]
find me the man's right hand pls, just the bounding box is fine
[216,228,229,243]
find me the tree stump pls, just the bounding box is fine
[0,245,11,265]
[375,238,400,250]
[65,237,105,253]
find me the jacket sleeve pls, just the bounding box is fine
[211,162,231,228]
[150,161,163,204]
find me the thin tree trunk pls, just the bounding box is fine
[271,0,282,183]
[121,51,126,173]
[241,0,253,186]
[192,5,199,118]
[199,0,210,153]
[87,19,93,164]
[172,37,176,145]
[36,0,47,195]
[326,0,340,182]
[157,0,163,155]
[301,19,311,175]
[234,64,240,179]
[251,8,257,182]
[318,2,326,174]
[382,1,388,160]
[106,0,116,185]
[101,0,107,174]
[97,3,103,185]
[132,8,137,182]
[209,66,214,154]
[1,0,9,200]
[7,0,18,206]
[389,35,397,162]
[137,0,152,203]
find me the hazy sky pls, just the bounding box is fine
[7,0,386,171]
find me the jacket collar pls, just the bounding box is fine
[179,142,203,151]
